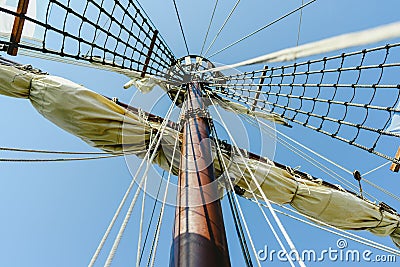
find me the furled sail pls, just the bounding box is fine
[1,60,399,249]
[0,60,153,154]
[225,154,400,249]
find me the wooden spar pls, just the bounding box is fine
[141,30,159,78]
[390,146,400,172]
[170,82,231,267]
[7,0,30,56]
[250,65,268,111]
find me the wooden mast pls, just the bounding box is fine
[170,82,231,267]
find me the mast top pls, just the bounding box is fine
[165,55,226,104]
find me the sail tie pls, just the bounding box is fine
[289,179,300,205]
[374,209,385,229]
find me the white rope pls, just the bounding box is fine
[0,154,123,162]
[295,0,304,48]
[241,115,357,191]
[363,161,391,177]
[104,171,147,267]
[136,129,154,266]
[229,159,298,267]
[148,106,184,267]
[247,115,376,199]
[257,119,353,174]
[148,147,176,266]
[135,162,148,267]
[211,110,301,267]
[212,122,263,267]
[231,111,400,255]
[207,0,317,59]
[256,117,399,202]
[273,131,378,201]
[85,17,111,57]
[203,20,400,73]
[103,89,181,267]
[88,88,180,267]
[248,196,400,256]
[236,115,400,255]
[87,154,153,266]
[254,117,400,203]
[0,146,110,155]
[362,178,400,203]
[218,139,298,266]
[238,115,400,255]
[207,96,303,267]
[87,153,148,266]
[18,48,108,70]
[200,0,219,56]
[17,47,171,84]
[203,0,241,57]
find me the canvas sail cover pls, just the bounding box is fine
[0,63,153,154]
[226,155,400,249]
[1,63,400,248]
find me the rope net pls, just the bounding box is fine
[0,0,175,78]
[212,43,400,164]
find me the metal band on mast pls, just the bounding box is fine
[170,81,231,267]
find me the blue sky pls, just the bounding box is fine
[1,0,400,266]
